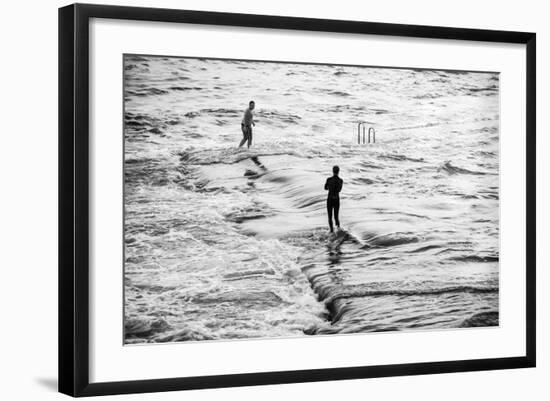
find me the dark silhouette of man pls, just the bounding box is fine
[324,165,343,232]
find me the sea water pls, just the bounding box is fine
[123,56,499,343]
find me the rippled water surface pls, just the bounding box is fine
[123,55,499,343]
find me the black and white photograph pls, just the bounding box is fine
[123,55,500,344]
[0,0,543,398]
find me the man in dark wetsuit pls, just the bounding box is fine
[238,100,255,148]
[324,165,343,232]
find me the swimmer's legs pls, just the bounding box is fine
[239,124,249,147]
[327,200,334,232]
[334,199,340,229]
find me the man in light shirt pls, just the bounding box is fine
[238,100,255,149]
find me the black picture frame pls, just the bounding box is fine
[59,3,536,397]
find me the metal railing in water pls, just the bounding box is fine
[357,122,376,144]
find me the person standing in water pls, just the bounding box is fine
[239,100,255,148]
[325,165,343,233]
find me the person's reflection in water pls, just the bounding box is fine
[325,238,346,289]
[327,241,343,265]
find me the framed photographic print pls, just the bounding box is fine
[58,3,536,397]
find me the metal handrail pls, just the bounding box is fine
[357,122,376,144]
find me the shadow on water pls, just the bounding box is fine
[244,156,269,181]
[250,155,267,171]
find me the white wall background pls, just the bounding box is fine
[0,0,546,399]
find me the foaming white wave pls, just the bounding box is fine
[125,184,328,342]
